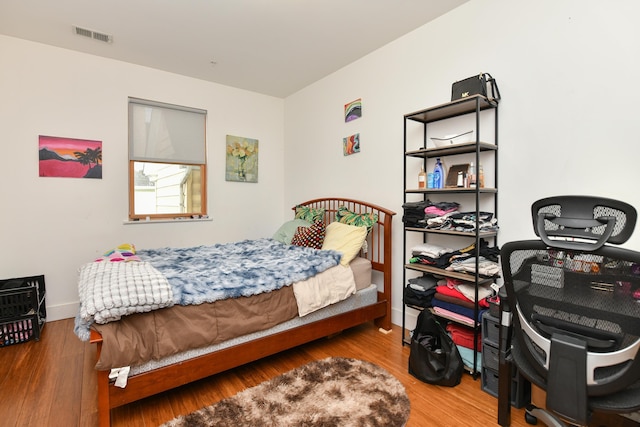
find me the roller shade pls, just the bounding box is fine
[129,97,206,164]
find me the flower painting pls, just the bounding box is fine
[226,135,258,182]
[39,135,102,179]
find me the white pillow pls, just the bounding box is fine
[321,222,367,266]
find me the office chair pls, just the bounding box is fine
[497,195,640,426]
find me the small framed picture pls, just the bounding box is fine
[445,163,470,188]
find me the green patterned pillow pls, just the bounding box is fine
[295,205,325,223]
[335,206,378,231]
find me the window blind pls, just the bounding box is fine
[129,97,206,164]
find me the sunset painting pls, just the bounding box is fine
[39,135,102,179]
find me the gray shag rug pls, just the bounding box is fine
[161,357,411,427]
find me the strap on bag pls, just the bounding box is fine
[483,73,501,105]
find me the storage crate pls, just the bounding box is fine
[482,311,500,346]
[481,366,531,408]
[0,275,46,347]
[482,342,500,372]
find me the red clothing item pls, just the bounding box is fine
[436,284,490,308]
[446,322,482,351]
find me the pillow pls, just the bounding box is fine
[273,219,312,244]
[335,206,378,231]
[94,243,141,262]
[321,221,368,266]
[295,205,325,223]
[291,220,326,249]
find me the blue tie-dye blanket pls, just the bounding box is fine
[74,238,342,341]
[139,238,341,305]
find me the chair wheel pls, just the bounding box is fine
[524,412,538,425]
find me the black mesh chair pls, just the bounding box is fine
[497,195,640,426]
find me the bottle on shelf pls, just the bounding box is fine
[418,166,426,189]
[468,162,476,188]
[479,164,485,188]
[433,158,444,189]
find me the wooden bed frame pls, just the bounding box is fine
[90,198,395,426]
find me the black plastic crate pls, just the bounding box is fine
[481,366,531,409]
[0,275,46,347]
[482,342,500,372]
[482,311,500,346]
[0,316,42,346]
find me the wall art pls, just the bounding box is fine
[38,135,102,179]
[343,133,360,156]
[226,135,259,182]
[344,98,362,122]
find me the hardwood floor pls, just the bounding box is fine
[0,319,637,426]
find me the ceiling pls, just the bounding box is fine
[0,0,467,98]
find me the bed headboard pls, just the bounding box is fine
[293,198,396,292]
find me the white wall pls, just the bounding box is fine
[284,0,640,328]
[3,0,639,326]
[0,35,285,320]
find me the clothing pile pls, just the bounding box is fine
[427,211,499,234]
[403,274,438,308]
[402,200,499,233]
[409,239,500,277]
[431,278,492,327]
[402,200,434,228]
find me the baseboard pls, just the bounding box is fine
[46,301,79,322]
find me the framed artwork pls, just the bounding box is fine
[38,135,102,179]
[226,135,258,182]
[344,98,362,122]
[343,133,360,156]
[445,163,470,187]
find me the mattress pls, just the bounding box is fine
[94,258,373,371]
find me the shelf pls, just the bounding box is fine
[405,187,497,194]
[405,227,498,238]
[405,95,497,124]
[405,141,497,158]
[401,94,498,379]
[403,304,480,328]
[404,263,497,284]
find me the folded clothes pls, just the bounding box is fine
[447,322,482,351]
[432,298,486,323]
[431,306,475,327]
[411,243,454,258]
[404,285,435,308]
[408,274,439,290]
[457,345,482,371]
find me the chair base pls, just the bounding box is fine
[525,404,571,427]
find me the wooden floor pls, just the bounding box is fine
[0,319,637,427]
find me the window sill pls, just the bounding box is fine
[123,217,212,225]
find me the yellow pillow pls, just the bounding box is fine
[321,222,368,266]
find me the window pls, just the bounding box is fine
[128,97,207,220]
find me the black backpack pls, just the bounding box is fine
[408,310,464,387]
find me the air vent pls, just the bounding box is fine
[73,26,113,43]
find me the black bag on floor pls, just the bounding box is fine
[408,310,463,387]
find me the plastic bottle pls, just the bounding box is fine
[468,162,476,188]
[418,166,426,189]
[479,164,485,188]
[433,158,444,189]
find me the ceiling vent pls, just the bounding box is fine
[73,26,113,43]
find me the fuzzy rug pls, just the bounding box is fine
[161,357,411,427]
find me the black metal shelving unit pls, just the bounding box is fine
[401,95,499,376]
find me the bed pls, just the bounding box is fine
[83,198,395,427]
